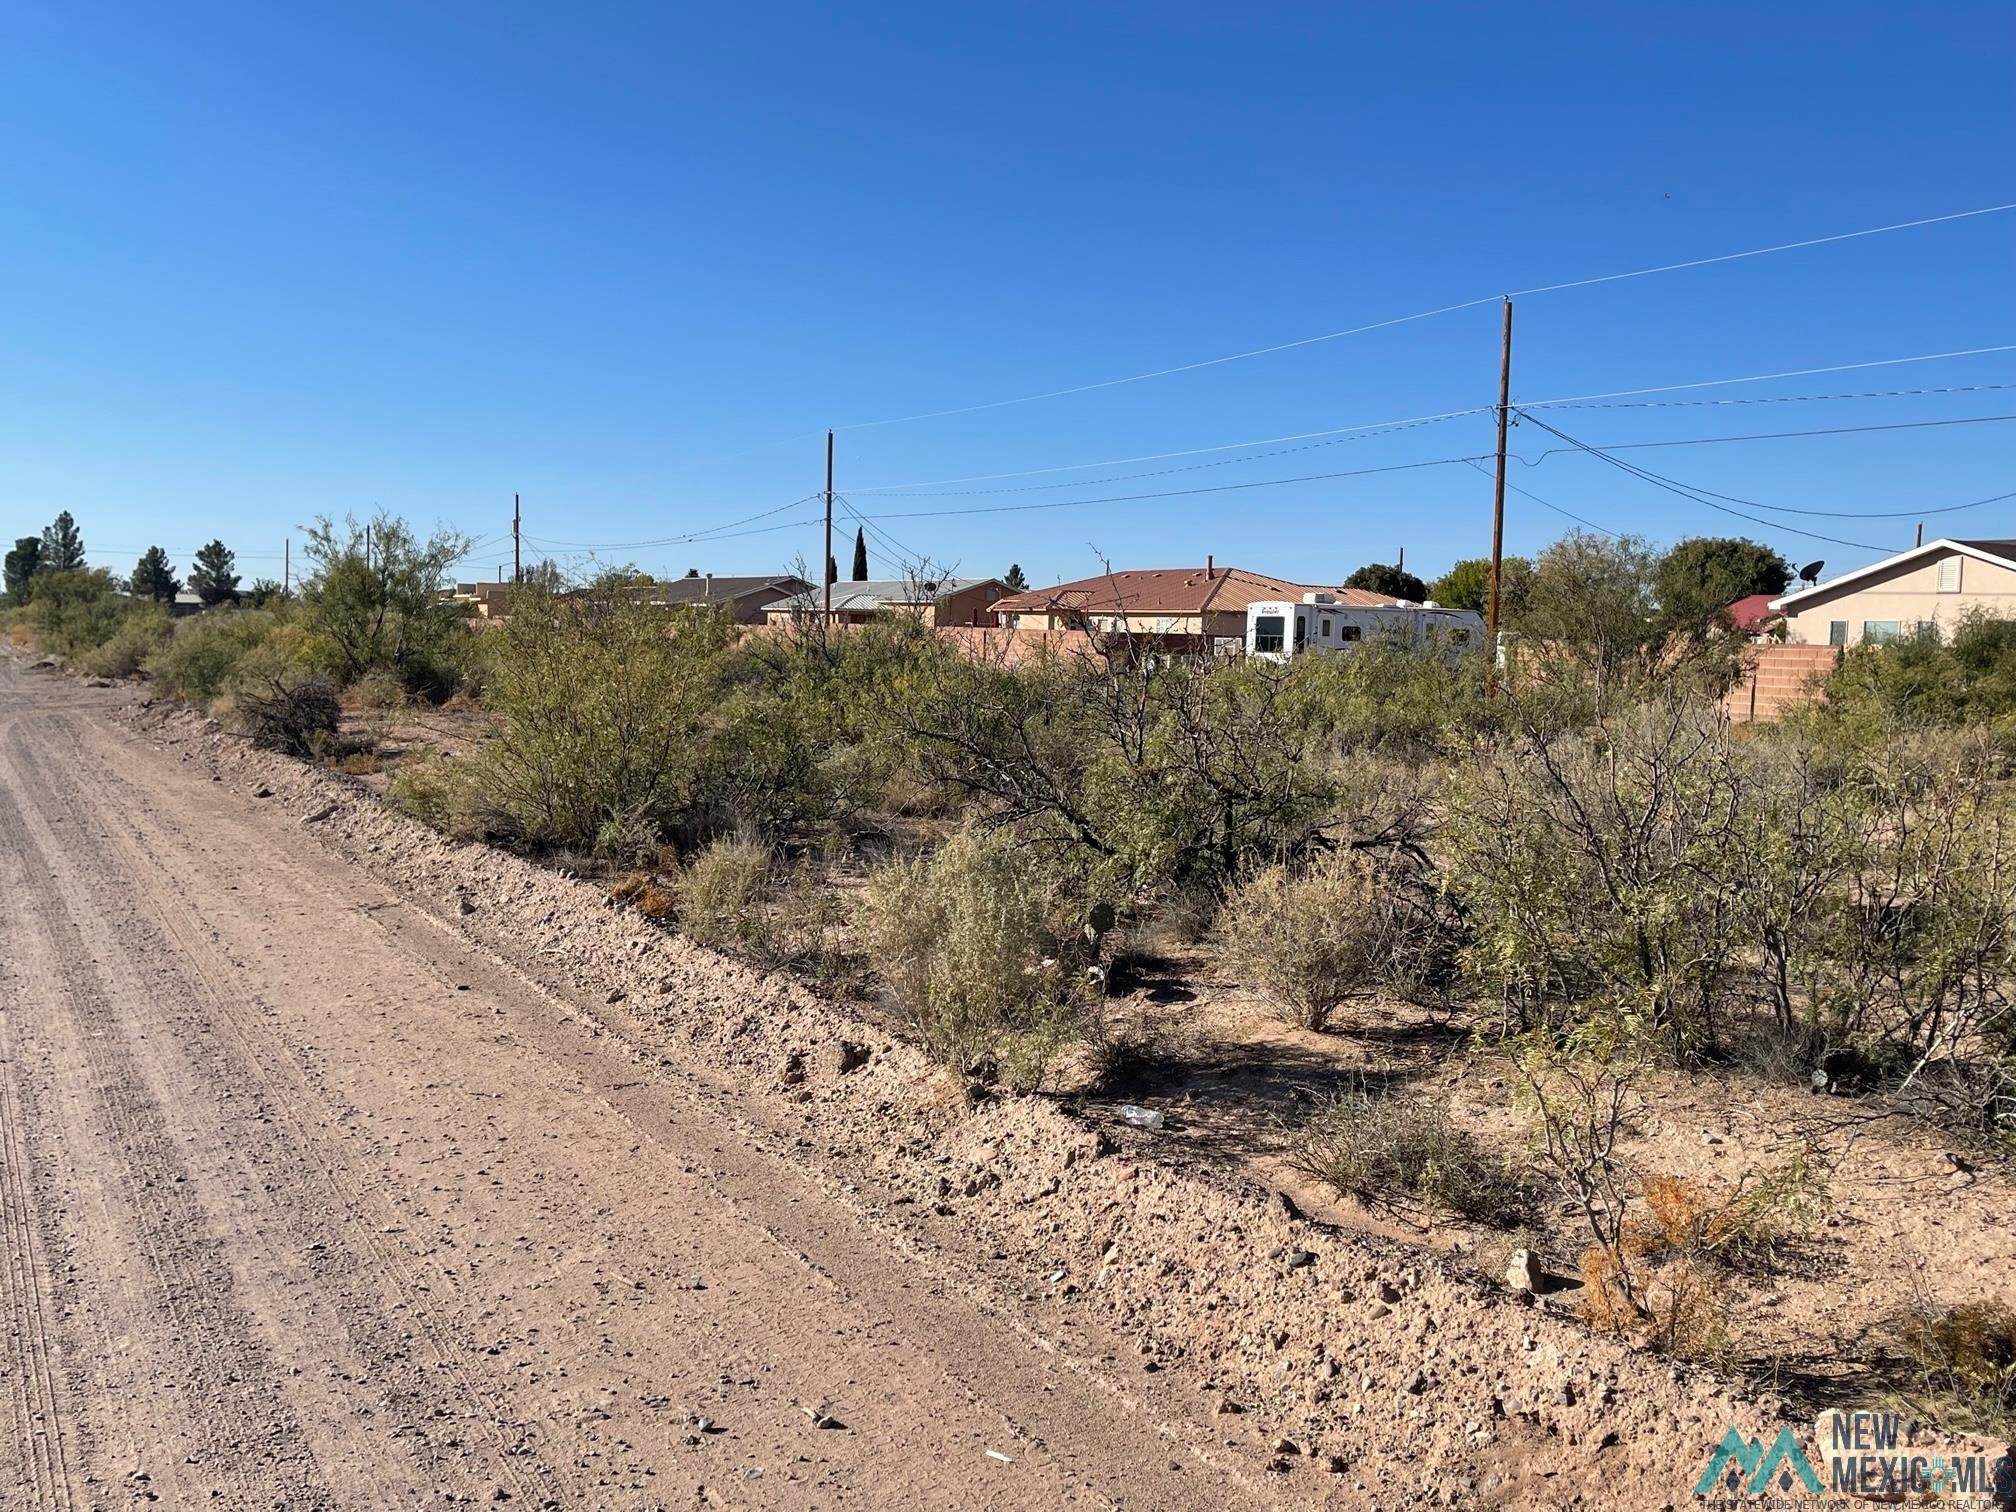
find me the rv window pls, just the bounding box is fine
[1338,624,1362,643]
[1449,628,1470,645]
[1253,615,1285,654]
[1320,619,1332,638]
[1294,616,1307,650]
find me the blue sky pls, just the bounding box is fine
[2,2,2011,589]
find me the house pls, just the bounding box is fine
[990,561,1374,646]
[765,577,1005,627]
[1769,538,2016,648]
[599,573,812,625]
[1722,593,1784,639]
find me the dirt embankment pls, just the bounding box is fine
[106,683,1820,1511]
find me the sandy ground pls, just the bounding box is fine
[9,658,2004,1510]
[0,663,1315,1510]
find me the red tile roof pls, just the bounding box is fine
[1724,593,1783,633]
[993,567,1400,618]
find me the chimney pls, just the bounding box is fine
[1206,555,1214,580]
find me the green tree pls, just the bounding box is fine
[129,546,181,602]
[244,577,285,607]
[1003,563,1029,592]
[1345,562,1428,602]
[826,553,838,586]
[189,540,241,605]
[1429,555,1531,616]
[298,512,474,687]
[851,527,869,581]
[1515,532,1658,706]
[39,511,85,572]
[1653,536,1791,637]
[3,537,40,605]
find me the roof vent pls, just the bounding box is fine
[1302,591,1335,604]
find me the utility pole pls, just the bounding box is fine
[283,538,289,601]
[513,493,522,583]
[1487,297,1514,659]
[823,430,835,622]
[1915,521,1924,547]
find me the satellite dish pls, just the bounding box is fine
[1798,560,1824,587]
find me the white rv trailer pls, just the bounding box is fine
[1245,592,1485,663]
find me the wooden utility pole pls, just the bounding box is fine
[823,430,835,621]
[1487,297,1514,654]
[1915,521,1924,547]
[513,493,522,583]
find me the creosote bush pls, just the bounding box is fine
[1216,849,1454,1030]
[1290,1087,1524,1224]
[1894,1296,2016,1436]
[862,828,1093,1091]
[678,838,773,954]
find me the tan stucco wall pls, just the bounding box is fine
[1779,549,2016,646]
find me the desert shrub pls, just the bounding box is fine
[231,674,341,757]
[1216,848,1456,1031]
[1291,1087,1525,1223]
[295,512,475,689]
[862,829,1094,1089]
[678,838,773,954]
[1446,696,1758,1064]
[345,667,407,711]
[146,608,286,704]
[338,751,380,776]
[1634,1149,1830,1274]
[23,569,132,659]
[463,585,738,852]
[1894,1297,2016,1435]
[386,754,492,839]
[75,604,170,677]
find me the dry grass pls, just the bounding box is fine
[1289,1087,1528,1225]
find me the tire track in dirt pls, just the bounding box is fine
[18,714,573,1508]
[0,732,337,1510]
[0,990,81,1512]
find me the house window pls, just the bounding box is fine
[1827,620,1848,647]
[1862,620,1901,644]
[1253,614,1285,654]
[1936,557,1961,593]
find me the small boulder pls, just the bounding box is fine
[1505,1248,1541,1293]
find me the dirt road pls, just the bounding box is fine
[0,663,1317,1510]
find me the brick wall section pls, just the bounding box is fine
[1723,642,1840,723]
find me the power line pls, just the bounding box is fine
[1512,412,1894,551]
[1461,457,1620,538]
[1515,412,2016,467]
[849,343,2016,494]
[521,493,823,551]
[858,454,1489,522]
[832,201,2016,431]
[1520,343,2016,409]
[1529,380,2016,412]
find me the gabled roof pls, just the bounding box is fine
[771,577,998,614]
[993,566,1338,618]
[635,574,810,606]
[1770,538,2016,611]
[1724,593,1783,633]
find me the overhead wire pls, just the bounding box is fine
[831,202,2016,431]
[1511,411,1894,551]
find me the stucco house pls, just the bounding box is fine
[764,577,1005,627]
[1769,538,2016,648]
